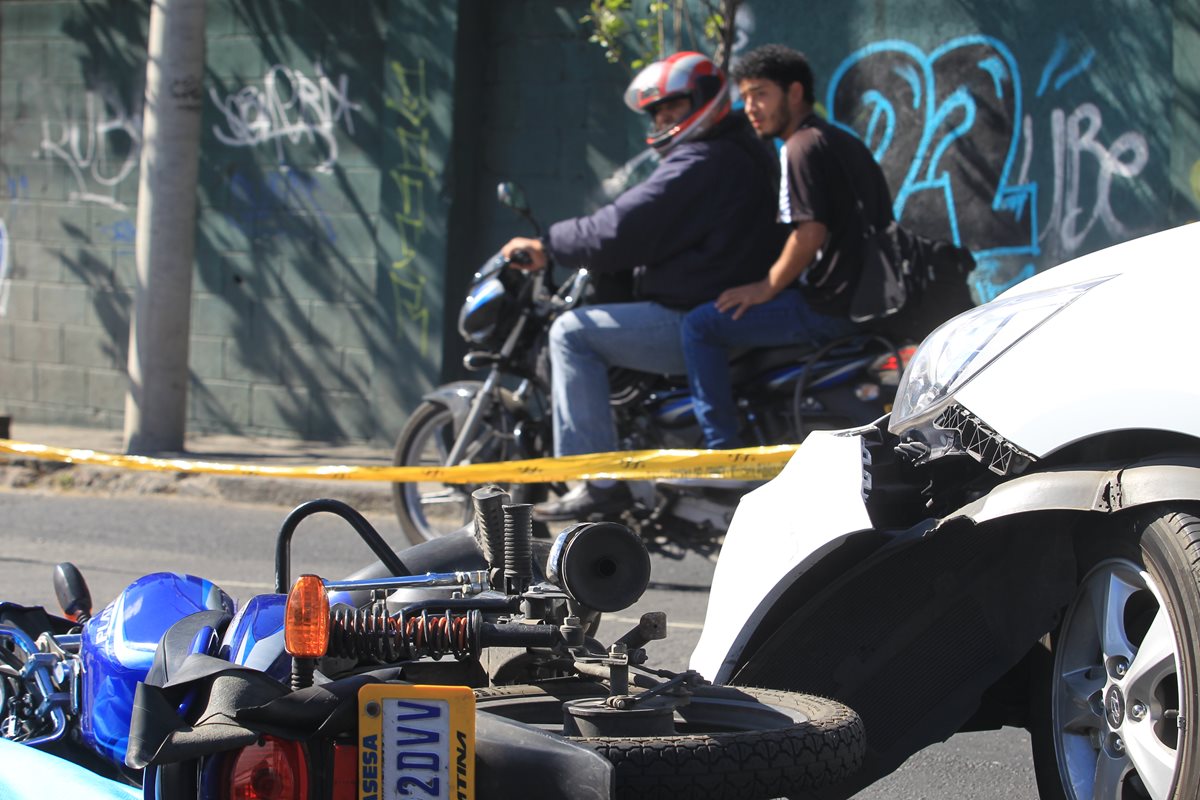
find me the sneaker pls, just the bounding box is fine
[532,482,632,522]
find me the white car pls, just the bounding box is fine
[693,222,1200,800]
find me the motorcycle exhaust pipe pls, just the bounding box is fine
[546,522,651,613]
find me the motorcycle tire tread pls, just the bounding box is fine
[473,681,865,800]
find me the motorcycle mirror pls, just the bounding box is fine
[53,562,92,623]
[496,182,530,214]
[497,182,543,237]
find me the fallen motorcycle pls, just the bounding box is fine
[0,493,864,799]
[391,182,914,546]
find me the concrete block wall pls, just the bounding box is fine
[0,0,459,443]
[0,1,146,430]
[0,0,1196,444]
[744,0,1194,301]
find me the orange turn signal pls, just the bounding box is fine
[284,574,330,658]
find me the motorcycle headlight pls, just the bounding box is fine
[889,276,1112,435]
[458,276,506,344]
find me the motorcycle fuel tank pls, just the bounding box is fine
[218,592,290,682]
[79,573,234,763]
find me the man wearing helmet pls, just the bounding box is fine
[501,51,785,521]
[679,44,894,449]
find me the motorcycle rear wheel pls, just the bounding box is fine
[392,399,547,546]
[473,680,865,800]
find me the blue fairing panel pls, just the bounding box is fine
[0,739,140,799]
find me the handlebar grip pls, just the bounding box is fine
[510,249,533,266]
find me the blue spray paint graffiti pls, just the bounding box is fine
[827,34,1149,301]
[228,170,337,244]
[96,219,136,243]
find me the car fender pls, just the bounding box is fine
[939,455,1200,527]
[689,428,875,684]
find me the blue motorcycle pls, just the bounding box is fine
[0,496,863,799]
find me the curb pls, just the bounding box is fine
[0,457,394,513]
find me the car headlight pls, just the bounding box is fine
[889,277,1113,435]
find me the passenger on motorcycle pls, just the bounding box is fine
[681,44,895,448]
[501,51,785,521]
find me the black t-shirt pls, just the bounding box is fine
[779,114,894,314]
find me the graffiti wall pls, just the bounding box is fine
[0,0,457,440]
[746,0,1183,301]
[0,0,1194,442]
[463,0,1193,323]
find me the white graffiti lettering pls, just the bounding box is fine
[38,87,142,210]
[1043,103,1149,256]
[209,65,362,172]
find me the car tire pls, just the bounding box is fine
[1031,507,1200,800]
[474,679,864,800]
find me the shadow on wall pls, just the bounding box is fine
[818,0,1169,301]
[52,4,148,402]
[45,0,444,442]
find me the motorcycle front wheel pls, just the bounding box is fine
[391,398,547,546]
[1031,507,1200,800]
[473,680,865,800]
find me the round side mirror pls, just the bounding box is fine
[496,182,530,215]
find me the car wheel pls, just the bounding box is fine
[1032,508,1200,800]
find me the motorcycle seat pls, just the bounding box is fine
[728,340,867,385]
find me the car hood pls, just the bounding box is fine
[994,223,1200,301]
[952,222,1200,457]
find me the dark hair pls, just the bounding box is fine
[731,44,814,105]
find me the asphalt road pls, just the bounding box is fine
[0,489,1039,798]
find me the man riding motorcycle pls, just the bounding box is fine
[500,50,786,522]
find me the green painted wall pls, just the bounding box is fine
[0,0,1196,444]
[745,0,1192,301]
[0,0,459,441]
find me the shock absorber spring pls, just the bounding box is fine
[328,607,481,662]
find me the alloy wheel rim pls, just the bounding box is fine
[1053,557,1181,799]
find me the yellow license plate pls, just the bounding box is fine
[358,684,475,800]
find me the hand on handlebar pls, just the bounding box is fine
[501,237,548,271]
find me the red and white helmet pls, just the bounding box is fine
[624,51,731,155]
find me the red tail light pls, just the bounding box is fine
[330,743,359,800]
[221,736,309,800]
[874,345,917,373]
[871,345,917,385]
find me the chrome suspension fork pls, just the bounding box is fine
[444,307,533,467]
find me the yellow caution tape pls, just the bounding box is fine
[0,439,800,483]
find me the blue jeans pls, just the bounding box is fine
[681,289,858,448]
[549,302,688,457]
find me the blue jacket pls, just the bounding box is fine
[545,114,785,310]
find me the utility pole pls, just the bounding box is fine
[123,0,207,454]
